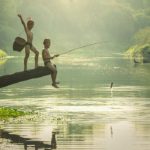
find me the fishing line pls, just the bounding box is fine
[59,41,109,56]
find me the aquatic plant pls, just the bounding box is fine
[0,107,32,120]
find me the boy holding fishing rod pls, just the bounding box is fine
[42,40,103,88]
[18,14,39,71]
[42,39,59,88]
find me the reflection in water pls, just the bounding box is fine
[0,56,150,150]
[0,58,7,66]
[0,129,57,150]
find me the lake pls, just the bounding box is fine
[0,51,150,150]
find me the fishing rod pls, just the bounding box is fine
[58,40,109,56]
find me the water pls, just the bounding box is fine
[0,52,150,150]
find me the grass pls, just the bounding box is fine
[0,107,32,120]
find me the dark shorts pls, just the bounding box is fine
[44,61,50,66]
[26,42,32,49]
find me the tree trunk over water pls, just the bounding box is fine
[0,66,51,88]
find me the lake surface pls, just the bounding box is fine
[0,52,150,150]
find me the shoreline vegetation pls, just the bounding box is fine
[0,49,7,65]
[0,107,32,120]
[1,1,149,60]
[0,49,7,59]
[126,44,150,63]
[125,27,150,63]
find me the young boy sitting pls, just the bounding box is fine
[42,39,59,88]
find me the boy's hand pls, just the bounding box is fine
[54,54,59,57]
[18,14,22,18]
[52,54,59,59]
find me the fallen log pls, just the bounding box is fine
[0,66,51,88]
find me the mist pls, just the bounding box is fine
[0,0,149,54]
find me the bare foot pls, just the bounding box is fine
[55,81,60,84]
[52,83,59,88]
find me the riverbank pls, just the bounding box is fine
[125,44,150,63]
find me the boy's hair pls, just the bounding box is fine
[43,39,51,45]
[27,20,34,27]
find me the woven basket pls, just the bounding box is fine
[13,37,26,52]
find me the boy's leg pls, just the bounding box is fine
[24,45,30,71]
[53,65,58,84]
[30,46,39,68]
[46,63,59,88]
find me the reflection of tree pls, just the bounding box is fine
[133,65,150,94]
[132,100,150,136]
[67,124,93,135]
[54,112,106,146]
[134,123,150,137]
[0,59,7,66]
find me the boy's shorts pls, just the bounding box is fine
[45,62,56,72]
[25,43,38,53]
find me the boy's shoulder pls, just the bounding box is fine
[42,49,45,54]
[42,49,49,54]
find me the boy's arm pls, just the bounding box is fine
[42,50,59,60]
[47,54,59,59]
[42,50,45,61]
[53,54,59,58]
[18,14,27,33]
[46,51,56,59]
[50,54,59,59]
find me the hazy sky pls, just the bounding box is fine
[16,0,135,50]
[0,0,149,52]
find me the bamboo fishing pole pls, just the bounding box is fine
[58,41,109,56]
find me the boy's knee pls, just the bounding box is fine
[35,51,39,56]
[54,64,56,68]
[25,52,30,58]
[52,68,57,74]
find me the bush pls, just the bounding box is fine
[0,49,7,59]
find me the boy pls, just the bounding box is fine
[42,39,59,88]
[18,14,39,71]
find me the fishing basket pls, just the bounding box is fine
[13,37,26,52]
